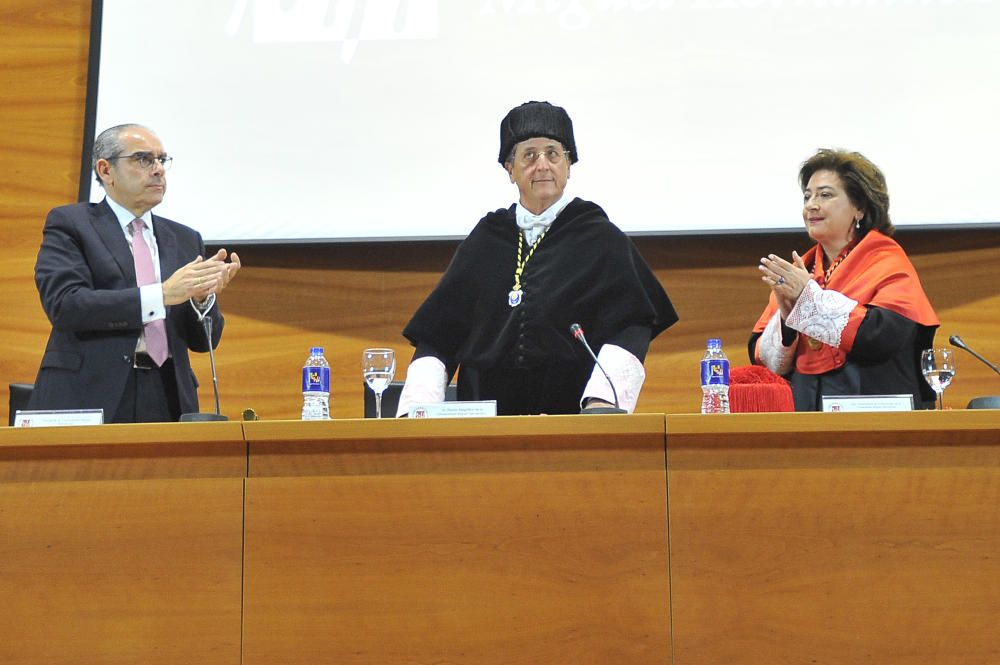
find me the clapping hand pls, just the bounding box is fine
[759,251,809,320]
[163,249,242,305]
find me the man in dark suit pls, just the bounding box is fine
[28,124,241,422]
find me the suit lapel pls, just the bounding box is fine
[152,215,179,281]
[91,199,136,283]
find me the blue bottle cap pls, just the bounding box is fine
[707,338,721,349]
[310,346,324,355]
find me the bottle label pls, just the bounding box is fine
[701,359,730,386]
[302,366,330,392]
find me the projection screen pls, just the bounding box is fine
[84,0,1000,243]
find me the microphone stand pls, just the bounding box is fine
[569,323,627,414]
[949,334,1000,410]
[180,295,227,422]
[950,335,1000,376]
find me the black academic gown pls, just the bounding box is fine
[403,198,678,415]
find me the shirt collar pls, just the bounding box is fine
[105,196,153,234]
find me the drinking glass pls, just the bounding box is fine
[362,348,395,418]
[921,348,955,410]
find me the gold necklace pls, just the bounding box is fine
[818,239,857,288]
[508,229,546,307]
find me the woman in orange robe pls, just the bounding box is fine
[750,149,939,411]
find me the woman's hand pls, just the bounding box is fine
[759,251,810,320]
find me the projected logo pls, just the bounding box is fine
[226,0,439,64]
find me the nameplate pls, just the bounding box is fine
[408,401,497,419]
[13,409,105,428]
[821,394,914,412]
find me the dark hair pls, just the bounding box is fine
[799,148,894,237]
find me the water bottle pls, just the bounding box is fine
[301,346,331,420]
[700,338,730,414]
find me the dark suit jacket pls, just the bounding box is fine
[28,199,224,419]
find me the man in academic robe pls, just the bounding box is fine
[397,101,677,416]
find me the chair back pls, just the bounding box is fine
[363,381,457,418]
[8,382,34,426]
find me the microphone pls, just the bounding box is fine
[949,335,1000,376]
[569,323,627,414]
[180,295,228,422]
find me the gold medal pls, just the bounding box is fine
[509,228,546,308]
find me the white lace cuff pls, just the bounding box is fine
[757,312,795,376]
[580,344,646,413]
[395,356,447,417]
[786,280,858,349]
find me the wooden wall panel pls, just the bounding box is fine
[0,0,91,424]
[2,0,998,423]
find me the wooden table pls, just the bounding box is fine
[2,411,998,664]
[666,411,1000,664]
[242,415,670,664]
[0,422,246,665]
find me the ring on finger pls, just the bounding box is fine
[777,276,785,286]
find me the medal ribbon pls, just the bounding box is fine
[511,228,546,295]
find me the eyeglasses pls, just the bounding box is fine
[517,148,570,166]
[110,151,173,171]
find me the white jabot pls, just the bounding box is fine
[515,191,573,245]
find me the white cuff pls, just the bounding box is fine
[757,311,796,376]
[396,356,448,417]
[139,283,166,323]
[580,344,646,413]
[786,280,857,348]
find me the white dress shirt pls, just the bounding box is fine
[105,197,167,355]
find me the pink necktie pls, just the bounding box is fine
[130,219,168,366]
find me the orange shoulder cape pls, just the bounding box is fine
[753,231,938,374]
